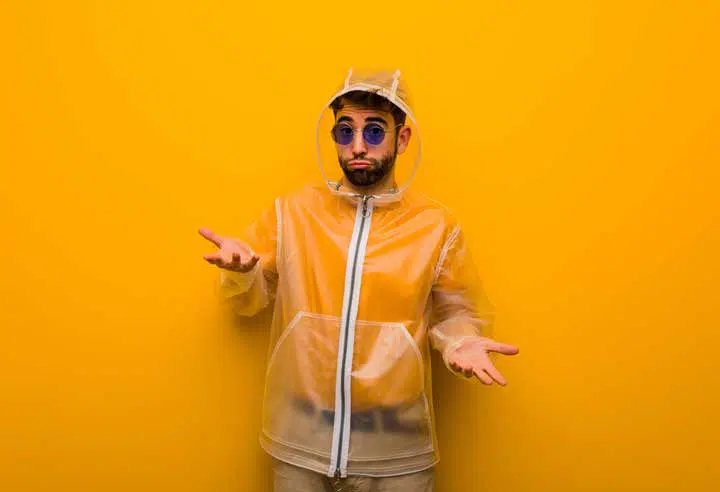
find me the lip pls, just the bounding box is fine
[349,160,372,169]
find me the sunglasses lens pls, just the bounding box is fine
[331,123,354,145]
[363,123,386,145]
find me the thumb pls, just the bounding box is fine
[198,227,224,247]
[485,340,520,356]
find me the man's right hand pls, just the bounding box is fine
[198,227,260,273]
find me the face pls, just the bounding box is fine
[333,102,412,190]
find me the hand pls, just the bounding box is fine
[447,337,519,386]
[198,227,260,273]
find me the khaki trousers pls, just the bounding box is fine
[272,459,435,492]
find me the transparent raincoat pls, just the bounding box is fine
[218,69,494,477]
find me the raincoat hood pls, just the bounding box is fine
[315,68,422,206]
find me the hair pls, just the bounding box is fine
[330,90,407,127]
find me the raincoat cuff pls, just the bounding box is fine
[219,263,260,292]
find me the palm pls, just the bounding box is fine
[447,337,519,386]
[198,227,259,273]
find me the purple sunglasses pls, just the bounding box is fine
[331,122,403,146]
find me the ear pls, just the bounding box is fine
[396,126,412,154]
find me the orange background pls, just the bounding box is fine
[1,1,719,491]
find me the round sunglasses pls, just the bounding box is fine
[331,122,403,146]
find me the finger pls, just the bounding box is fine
[449,361,469,377]
[482,363,508,386]
[198,227,224,247]
[244,255,260,269]
[203,253,221,262]
[473,368,493,385]
[235,255,259,273]
[219,252,235,265]
[484,340,520,356]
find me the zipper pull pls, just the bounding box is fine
[361,195,371,217]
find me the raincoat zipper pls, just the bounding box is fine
[330,195,373,478]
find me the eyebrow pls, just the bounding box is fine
[365,116,389,126]
[336,115,389,126]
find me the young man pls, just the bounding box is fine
[199,69,519,492]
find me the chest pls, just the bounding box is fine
[280,205,447,301]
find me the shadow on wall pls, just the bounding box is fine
[225,302,274,491]
[432,350,493,492]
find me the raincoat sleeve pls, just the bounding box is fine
[428,224,495,372]
[218,201,279,317]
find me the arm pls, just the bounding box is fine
[200,201,279,317]
[429,224,518,385]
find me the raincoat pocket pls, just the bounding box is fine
[262,312,433,460]
[350,320,433,459]
[262,312,340,456]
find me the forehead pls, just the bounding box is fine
[336,103,393,124]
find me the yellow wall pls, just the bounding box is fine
[1,1,718,490]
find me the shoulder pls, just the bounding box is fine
[402,190,462,233]
[273,184,345,226]
[276,184,328,208]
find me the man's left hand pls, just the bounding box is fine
[447,337,519,386]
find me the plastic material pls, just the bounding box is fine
[316,68,421,206]
[218,69,494,478]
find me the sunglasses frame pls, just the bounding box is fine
[331,122,404,146]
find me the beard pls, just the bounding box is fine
[339,149,397,188]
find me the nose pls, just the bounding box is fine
[351,129,367,155]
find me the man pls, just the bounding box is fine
[199,69,519,491]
